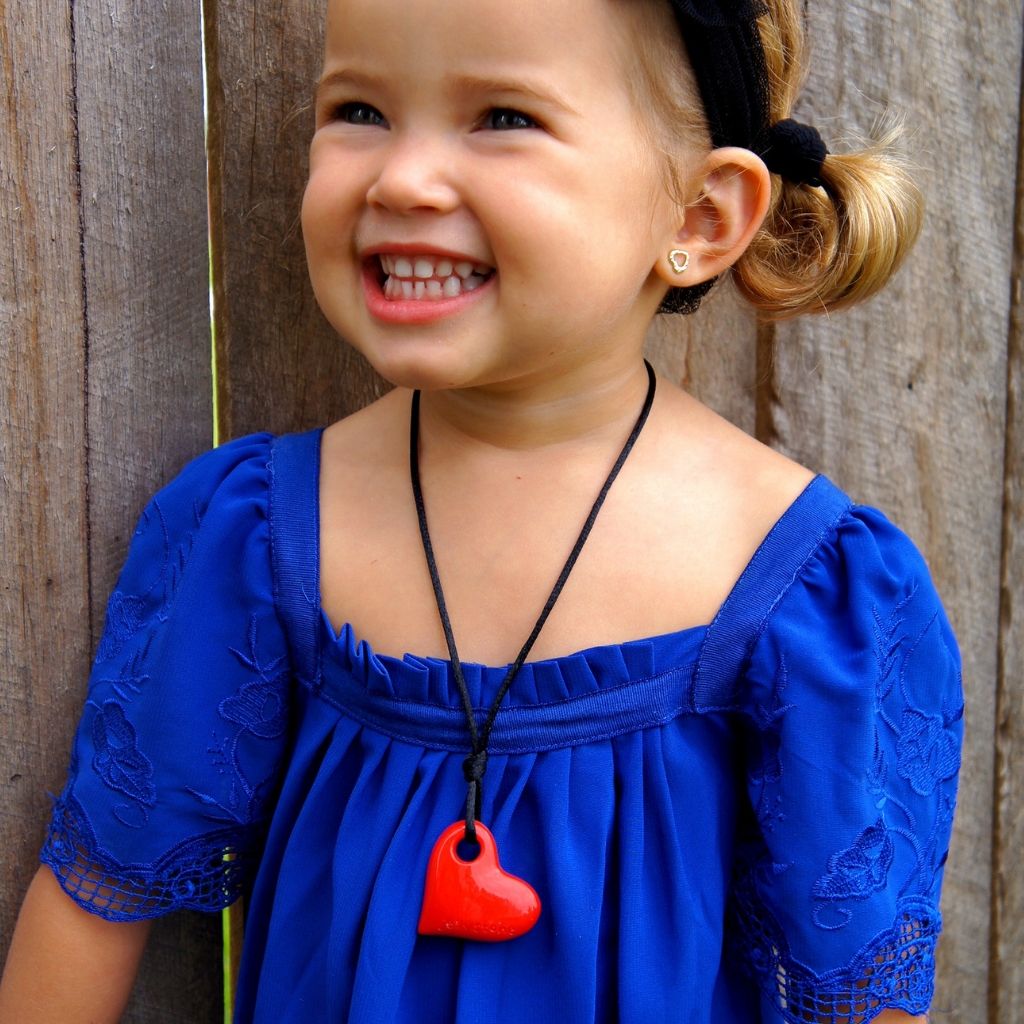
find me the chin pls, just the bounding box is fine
[348,341,489,393]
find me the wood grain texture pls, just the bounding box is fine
[991,43,1024,1024]
[206,0,387,441]
[768,2,1020,1018]
[62,0,215,1020]
[73,0,213,519]
[0,0,90,977]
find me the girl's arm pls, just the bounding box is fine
[0,866,151,1023]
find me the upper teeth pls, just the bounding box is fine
[380,254,492,279]
[377,253,493,302]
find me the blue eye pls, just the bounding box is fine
[482,108,538,131]
[333,102,387,127]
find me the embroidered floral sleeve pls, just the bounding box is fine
[41,433,293,921]
[729,504,964,1023]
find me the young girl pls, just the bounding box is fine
[0,0,963,1021]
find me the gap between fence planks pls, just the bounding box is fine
[73,0,216,1017]
[991,23,1024,1020]
[1,0,217,1020]
[205,0,383,442]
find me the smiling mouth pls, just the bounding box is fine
[373,253,495,301]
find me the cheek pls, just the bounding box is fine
[302,149,363,234]
[300,171,363,336]
[301,168,360,290]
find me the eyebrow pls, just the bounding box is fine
[315,68,580,118]
[315,69,381,99]
[447,73,580,118]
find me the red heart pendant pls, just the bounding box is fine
[418,821,542,941]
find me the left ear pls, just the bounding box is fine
[654,147,772,287]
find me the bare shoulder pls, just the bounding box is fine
[651,383,817,581]
[706,408,816,541]
[314,378,819,655]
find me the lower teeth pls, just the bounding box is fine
[384,273,488,300]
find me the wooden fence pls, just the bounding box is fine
[1,0,1021,1020]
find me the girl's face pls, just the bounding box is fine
[302,0,691,392]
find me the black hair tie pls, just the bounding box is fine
[761,118,829,188]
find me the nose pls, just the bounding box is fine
[365,134,459,215]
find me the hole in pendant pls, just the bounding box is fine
[456,836,482,862]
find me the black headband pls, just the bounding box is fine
[659,0,829,313]
[667,0,828,182]
[668,0,772,151]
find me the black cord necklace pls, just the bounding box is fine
[414,360,657,942]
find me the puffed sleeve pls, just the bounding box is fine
[728,504,965,1022]
[40,432,292,921]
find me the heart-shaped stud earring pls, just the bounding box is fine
[668,249,690,275]
[418,821,542,942]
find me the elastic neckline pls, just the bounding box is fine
[318,605,708,671]
[316,615,709,751]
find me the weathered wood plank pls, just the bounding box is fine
[768,1,1019,1018]
[206,0,384,440]
[71,0,215,1019]
[990,42,1024,1024]
[0,0,90,977]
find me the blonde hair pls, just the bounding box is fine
[619,0,925,321]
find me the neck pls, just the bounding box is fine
[414,359,654,457]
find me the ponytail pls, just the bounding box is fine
[734,0,924,319]
[623,0,925,319]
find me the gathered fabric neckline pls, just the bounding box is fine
[314,610,711,751]
[316,608,709,717]
[318,606,710,672]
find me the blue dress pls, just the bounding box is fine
[41,428,964,1023]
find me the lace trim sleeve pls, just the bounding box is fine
[41,793,262,921]
[729,861,938,1022]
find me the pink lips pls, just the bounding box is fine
[361,261,495,325]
